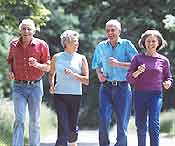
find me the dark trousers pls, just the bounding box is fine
[54,94,81,146]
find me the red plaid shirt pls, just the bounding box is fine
[7,37,50,80]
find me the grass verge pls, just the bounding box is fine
[0,99,57,146]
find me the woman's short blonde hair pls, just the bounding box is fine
[138,29,167,50]
[60,30,79,48]
[19,19,36,31]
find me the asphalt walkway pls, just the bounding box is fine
[41,126,175,146]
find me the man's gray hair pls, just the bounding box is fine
[19,19,36,31]
[60,30,79,48]
[106,19,121,31]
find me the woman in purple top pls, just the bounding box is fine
[127,30,173,146]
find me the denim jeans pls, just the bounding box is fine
[12,80,43,146]
[54,94,81,146]
[98,82,132,146]
[134,91,163,146]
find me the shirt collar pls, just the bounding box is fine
[106,37,122,47]
[17,37,36,46]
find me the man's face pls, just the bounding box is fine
[20,24,35,40]
[105,24,120,43]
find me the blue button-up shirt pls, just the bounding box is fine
[92,38,138,81]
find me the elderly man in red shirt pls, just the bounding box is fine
[7,18,50,146]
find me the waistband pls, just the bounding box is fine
[103,80,128,87]
[15,79,41,85]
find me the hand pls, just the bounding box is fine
[28,57,39,68]
[8,72,15,80]
[97,72,107,82]
[109,57,119,67]
[49,85,55,94]
[132,64,146,78]
[64,68,74,77]
[137,64,146,74]
[163,80,172,90]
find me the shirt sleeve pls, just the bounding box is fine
[40,41,51,64]
[126,40,138,61]
[126,55,139,84]
[6,43,14,65]
[163,58,173,82]
[91,46,102,69]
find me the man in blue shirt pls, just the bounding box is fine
[92,19,138,146]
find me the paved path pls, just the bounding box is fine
[41,126,175,146]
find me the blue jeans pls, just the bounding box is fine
[134,91,163,146]
[54,94,81,146]
[99,82,132,146]
[12,80,43,146]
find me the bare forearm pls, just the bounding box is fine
[117,62,130,69]
[48,55,56,85]
[37,63,50,72]
[48,73,55,86]
[72,73,89,85]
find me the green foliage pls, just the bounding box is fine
[0,0,51,33]
[160,110,175,136]
[0,33,13,99]
[163,14,175,32]
[0,99,13,145]
[38,0,81,55]
[0,0,17,32]
[26,1,51,31]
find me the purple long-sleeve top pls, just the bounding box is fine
[127,53,173,91]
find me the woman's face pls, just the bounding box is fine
[65,35,79,52]
[145,35,159,52]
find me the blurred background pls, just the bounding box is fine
[0,0,175,145]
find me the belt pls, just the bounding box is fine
[15,79,41,85]
[103,80,128,87]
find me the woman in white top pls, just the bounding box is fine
[48,30,89,146]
